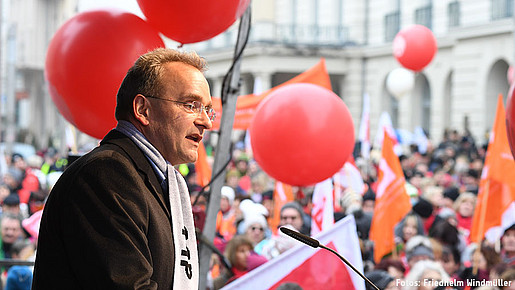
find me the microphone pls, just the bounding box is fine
[280,227,380,290]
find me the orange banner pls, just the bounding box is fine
[470,94,515,243]
[211,58,331,130]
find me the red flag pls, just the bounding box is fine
[311,178,334,236]
[269,181,294,235]
[194,141,212,187]
[212,58,332,130]
[221,215,366,290]
[370,131,412,263]
[470,95,515,243]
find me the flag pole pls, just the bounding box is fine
[473,179,489,276]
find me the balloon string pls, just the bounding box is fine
[192,143,234,207]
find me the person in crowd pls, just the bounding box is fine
[11,154,40,206]
[5,239,35,290]
[429,220,466,253]
[0,184,10,210]
[362,188,376,215]
[365,270,399,290]
[441,186,460,209]
[500,223,515,266]
[461,169,480,195]
[279,202,307,234]
[453,192,476,244]
[1,194,22,217]
[243,213,269,251]
[437,245,462,279]
[421,186,444,214]
[261,190,274,224]
[395,213,426,246]
[39,147,67,175]
[405,235,435,269]
[403,260,450,290]
[0,214,25,259]
[412,197,442,234]
[33,48,214,288]
[225,168,246,196]
[213,235,267,289]
[458,243,501,285]
[375,258,406,280]
[216,186,237,241]
[499,267,515,290]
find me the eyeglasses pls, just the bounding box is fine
[146,95,216,122]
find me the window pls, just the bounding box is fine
[492,0,514,19]
[415,5,433,29]
[384,11,400,42]
[448,1,460,27]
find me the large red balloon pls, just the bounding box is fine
[46,9,165,139]
[507,83,515,159]
[393,25,437,72]
[137,0,250,44]
[250,83,355,186]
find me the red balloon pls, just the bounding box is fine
[46,9,165,139]
[393,25,437,72]
[507,83,515,159]
[137,0,250,44]
[250,83,355,186]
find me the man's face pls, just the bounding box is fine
[145,62,212,165]
[1,218,22,244]
[280,208,303,231]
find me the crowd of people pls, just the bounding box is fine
[186,128,515,289]
[0,127,514,290]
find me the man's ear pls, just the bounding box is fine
[133,94,150,126]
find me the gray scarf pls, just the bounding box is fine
[116,120,199,289]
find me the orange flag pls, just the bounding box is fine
[194,141,212,188]
[211,58,332,130]
[370,131,412,263]
[470,95,515,243]
[269,181,294,235]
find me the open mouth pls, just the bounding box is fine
[186,134,202,143]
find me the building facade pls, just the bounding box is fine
[188,0,514,148]
[1,0,514,152]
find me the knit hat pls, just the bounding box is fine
[443,186,460,202]
[280,202,303,218]
[239,199,269,219]
[406,244,434,261]
[5,266,32,289]
[365,270,394,290]
[221,186,235,205]
[243,213,268,232]
[413,197,433,218]
[3,193,20,206]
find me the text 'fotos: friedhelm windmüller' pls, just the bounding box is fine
[396,278,512,288]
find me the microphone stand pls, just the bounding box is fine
[280,227,379,290]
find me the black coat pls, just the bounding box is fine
[33,130,176,289]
